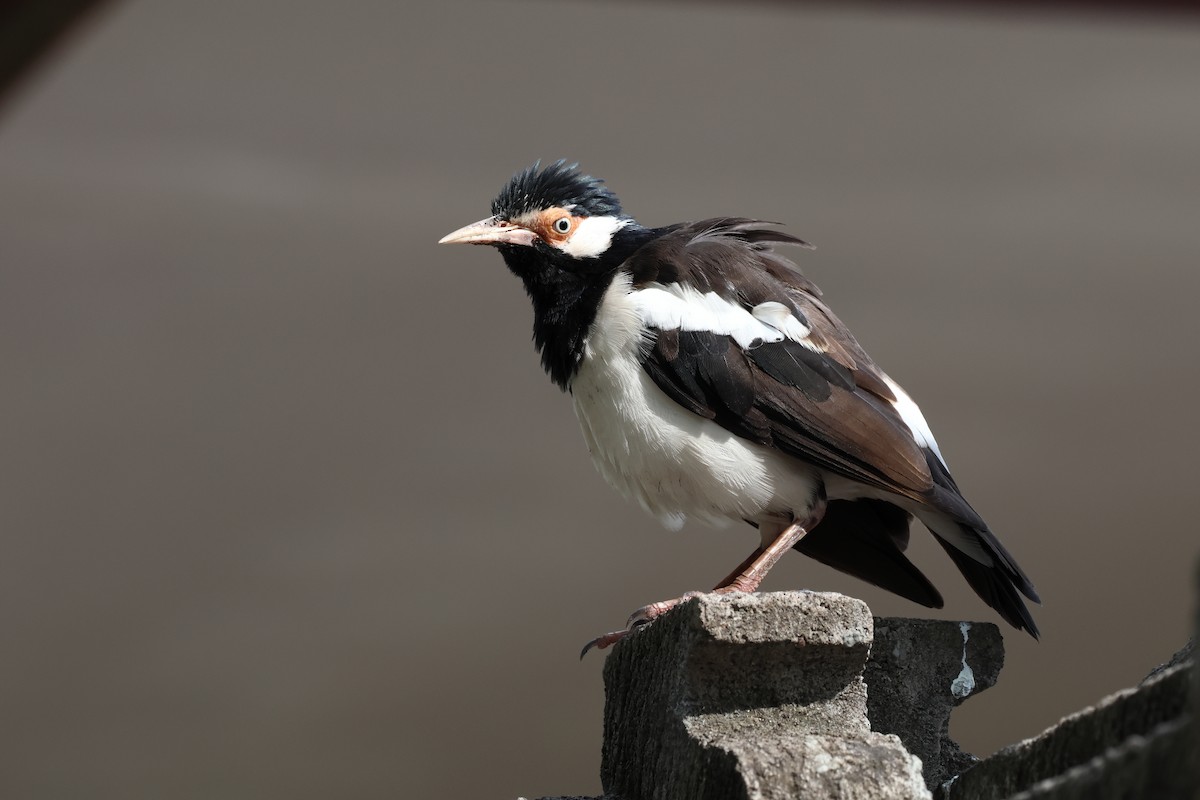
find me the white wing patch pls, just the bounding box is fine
[750,301,812,342]
[572,273,824,531]
[628,281,820,352]
[882,374,948,468]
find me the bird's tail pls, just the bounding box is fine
[797,499,944,610]
[922,513,1041,638]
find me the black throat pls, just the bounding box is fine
[499,226,658,391]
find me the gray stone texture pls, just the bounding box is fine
[532,575,1199,800]
[939,646,1196,800]
[936,558,1200,799]
[598,591,930,800]
[866,618,1005,788]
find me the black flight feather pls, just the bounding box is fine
[797,499,944,610]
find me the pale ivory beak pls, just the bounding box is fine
[438,215,538,246]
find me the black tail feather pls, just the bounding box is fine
[972,524,1041,604]
[935,530,1041,639]
[921,449,1042,614]
[798,499,944,610]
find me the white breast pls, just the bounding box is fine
[569,273,821,531]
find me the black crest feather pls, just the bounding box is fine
[492,160,623,219]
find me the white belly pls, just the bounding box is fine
[569,274,821,531]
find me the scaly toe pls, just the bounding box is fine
[581,592,707,659]
[625,591,704,628]
[580,629,631,659]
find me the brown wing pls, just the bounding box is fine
[631,219,940,507]
[630,218,1039,636]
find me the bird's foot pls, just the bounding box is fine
[579,591,705,659]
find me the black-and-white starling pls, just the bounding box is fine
[440,161,1040,652]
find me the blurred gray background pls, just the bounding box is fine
[2,1,1198,797]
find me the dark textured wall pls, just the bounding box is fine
[1,2,1198,798]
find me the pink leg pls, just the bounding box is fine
[712,546,765,590]
[581,511,824,658]
[714,516,816,594]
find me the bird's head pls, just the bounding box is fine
[439,161,641,277]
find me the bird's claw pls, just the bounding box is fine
[579,629,629,659]
[579,592,705,659]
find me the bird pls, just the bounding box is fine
[439,160,1040,653]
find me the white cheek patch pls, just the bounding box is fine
[629,283,820,352]
[558,215,630,259]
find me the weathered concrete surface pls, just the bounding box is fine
[533,558,1200,800]
[866,618,1005,788]
[939,645,1196,800]
[598,591,930,800]
[937,559,1200,800]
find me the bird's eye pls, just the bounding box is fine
[553,217,572,234]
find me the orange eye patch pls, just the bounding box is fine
[535,208,580,243]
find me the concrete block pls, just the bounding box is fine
[598,591,929,800]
